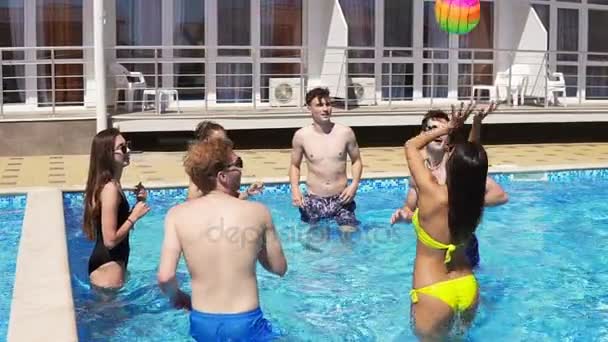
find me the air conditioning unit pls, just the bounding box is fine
[348,77,376,106]
[269,78,302,107]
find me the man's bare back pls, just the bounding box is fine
[169,193,279,312]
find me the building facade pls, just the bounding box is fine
[1,0,608,130]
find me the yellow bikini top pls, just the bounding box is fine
[412,208,460,264]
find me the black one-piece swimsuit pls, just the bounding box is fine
[88,193,131,275]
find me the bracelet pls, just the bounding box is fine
[126,218,135,226]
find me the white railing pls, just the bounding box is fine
[2,45,608,118]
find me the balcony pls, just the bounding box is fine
[2,45,608,132]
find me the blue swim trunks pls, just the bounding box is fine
[190,307,280,341]
[299,193,360,226]
[465,234,480,268]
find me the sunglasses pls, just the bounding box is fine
[422,124,438,132]
[225,156,243,169]
[115,144,128,154]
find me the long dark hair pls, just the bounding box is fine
[445,142,488,244]
[83,128,122,240]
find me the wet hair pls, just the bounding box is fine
[421,110,450,131]
[83,128,122,240]
[194,120,226,141]
[184,138,234,195]
[445,141,488,245]
[305,87,331,106]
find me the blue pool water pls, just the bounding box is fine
[0,195,27,340]
[64,170,608,341]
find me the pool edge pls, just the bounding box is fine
[8,189,78,342]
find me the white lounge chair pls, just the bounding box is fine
[546,71,567,107]
[110,63,146,113]
[471,68,528,106]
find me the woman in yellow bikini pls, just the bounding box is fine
[404,103,489,340]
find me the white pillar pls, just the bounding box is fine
[94,0,108,132]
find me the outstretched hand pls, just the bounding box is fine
[473,101,498,123]
[449,101,476,131]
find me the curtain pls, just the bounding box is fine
[384,0,413,47]
[174,0,205,99]
[217,0,250,102]
[0,0,25,103]
[339,0,374,47]
[260,0,302,102]
[36,0,83,105]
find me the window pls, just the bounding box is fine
[384,0,413,51]
[260,0,303,103]
[423,2,448,98]
[557,8,578,61]
[588,10,608,60]
[116,0,161,95]
[0,0,25,103]
[218,0,250,56]
[174,0,205,100]
[36,0,84,105]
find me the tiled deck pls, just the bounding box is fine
[2,143,608,192]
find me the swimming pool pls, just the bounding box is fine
[64,169,608,341]
[0,195,27,340]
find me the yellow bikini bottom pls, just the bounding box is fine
[410,274,478,312]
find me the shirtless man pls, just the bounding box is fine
[391,103,508,267]
[186,120,263,201]
[289,87,363,230]
[157,138,287,341]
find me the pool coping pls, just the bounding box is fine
[6,162,608,342]
[2,162,608,195]
[7,188,77,342]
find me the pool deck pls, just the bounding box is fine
[3,143,608,342]
[2,143,608,192]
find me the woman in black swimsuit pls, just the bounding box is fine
[83,128,150,289]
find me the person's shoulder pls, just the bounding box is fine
[100,181,120,199]
[166,202,188,218]
[294,125,313,137]
[335,123,355,136]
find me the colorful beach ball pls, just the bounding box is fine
[435,0,480,35]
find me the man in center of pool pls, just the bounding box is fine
[157,138,288,341]
[289,87,364,232]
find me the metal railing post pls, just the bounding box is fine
[300,47,305,112]
[51,49,56,116]
[543,52,555,108]
[252,47,257,110]
[507,53,513,107]
[388,51,393,109]
[154,48,159,115]
[430,50,434,108]
[344,49,349,111]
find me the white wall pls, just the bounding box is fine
[306,0,348,97]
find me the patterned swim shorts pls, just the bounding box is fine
[298,193,360,226]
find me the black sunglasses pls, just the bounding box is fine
[422,124,439,132]
[226,156,243,169]
[115,144,128,154]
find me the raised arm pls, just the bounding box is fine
[257,206,287,276]
[157,207,191,310]
[405,127,450,199]
[289,130,305,207]
[468,102,496,143]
